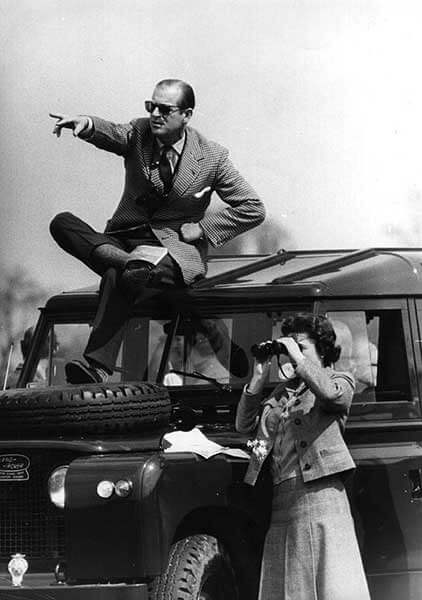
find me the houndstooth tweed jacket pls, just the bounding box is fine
[84,117,266,284]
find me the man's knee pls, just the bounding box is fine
[49,211,76,241]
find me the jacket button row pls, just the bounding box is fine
[294,418,301,425]
[299,440,307,448]
[303,463,311,471]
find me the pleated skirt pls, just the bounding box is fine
[258,475,371,600]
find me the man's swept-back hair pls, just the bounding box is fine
[156,79,195,110]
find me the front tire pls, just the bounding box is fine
[149,534,238,600]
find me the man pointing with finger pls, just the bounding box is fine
[49,78,265,384]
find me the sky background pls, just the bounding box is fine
[2,0,422,295]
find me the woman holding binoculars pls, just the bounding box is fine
[236,313,370,600]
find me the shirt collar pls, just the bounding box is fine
[156,131,186,156]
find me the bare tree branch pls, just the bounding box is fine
[0,267,48,381]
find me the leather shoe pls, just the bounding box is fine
[65,360,109,384]
[119,261,154,297]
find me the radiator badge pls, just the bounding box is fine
[0,455,30,481]
[8,553,28,586]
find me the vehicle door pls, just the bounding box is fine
[319,298,422,600]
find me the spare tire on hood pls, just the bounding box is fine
[0,382,171,436]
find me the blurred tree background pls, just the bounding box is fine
[0,267,49,387]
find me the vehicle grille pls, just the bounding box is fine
[0,450,73,561]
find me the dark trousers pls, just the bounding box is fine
[50,212,185,373]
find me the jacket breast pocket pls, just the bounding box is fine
[319,446,345,458]
[178,191,212,218]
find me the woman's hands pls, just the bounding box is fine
[247,357,272,395]
[246,336,306,394]
[278,336,305,365]
[276,338,304,382]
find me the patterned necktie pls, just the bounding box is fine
[159,146,173,194]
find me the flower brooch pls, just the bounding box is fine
[246,438,270,462]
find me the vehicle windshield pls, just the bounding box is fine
[16,304,416,423]
[23,309,312,389]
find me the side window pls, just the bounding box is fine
[328,310,416,418]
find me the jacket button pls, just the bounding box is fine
[304,463,311,471]
[300,441,307,448]
[294,418,301,426]
[294,399,301,406]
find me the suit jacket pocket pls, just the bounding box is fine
[176,191,212,215]
[319,446,345,458]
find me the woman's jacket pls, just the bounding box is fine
[235,358,356,485]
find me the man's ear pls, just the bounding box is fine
[183,108,193,124]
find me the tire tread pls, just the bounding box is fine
[0,382,171,434]
[149,534,237,600]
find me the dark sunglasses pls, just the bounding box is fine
[144,100,182,117]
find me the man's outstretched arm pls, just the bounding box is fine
[50,113,91,138]
[49,113,133,156]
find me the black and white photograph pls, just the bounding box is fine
[1,1,421,598]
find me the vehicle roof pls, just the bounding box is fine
[197,247,422,296]
[46,248,422,311]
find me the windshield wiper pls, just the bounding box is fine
[168,369,232,392]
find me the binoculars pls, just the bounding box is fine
[250,340,288,361]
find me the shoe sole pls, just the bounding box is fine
[65,362,102,385]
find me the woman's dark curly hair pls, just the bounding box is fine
[280,313,341,367]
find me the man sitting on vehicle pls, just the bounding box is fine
[49,78,265,384]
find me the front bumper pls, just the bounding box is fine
[0,573,148,599]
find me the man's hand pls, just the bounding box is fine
[180,222,204,243]
[49,113,90,138]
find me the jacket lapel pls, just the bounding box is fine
[141,126,203,206]
[170,127,203,199]
[139,126,164,193]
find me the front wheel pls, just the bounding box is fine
[149,534,238,600]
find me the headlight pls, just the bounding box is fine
[96,479,133,499]
[115,479,133,498]
[97,480,114,499]
[48,466,68,508]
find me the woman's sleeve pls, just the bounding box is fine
[235,387,263,434]
[295,359,355,414]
